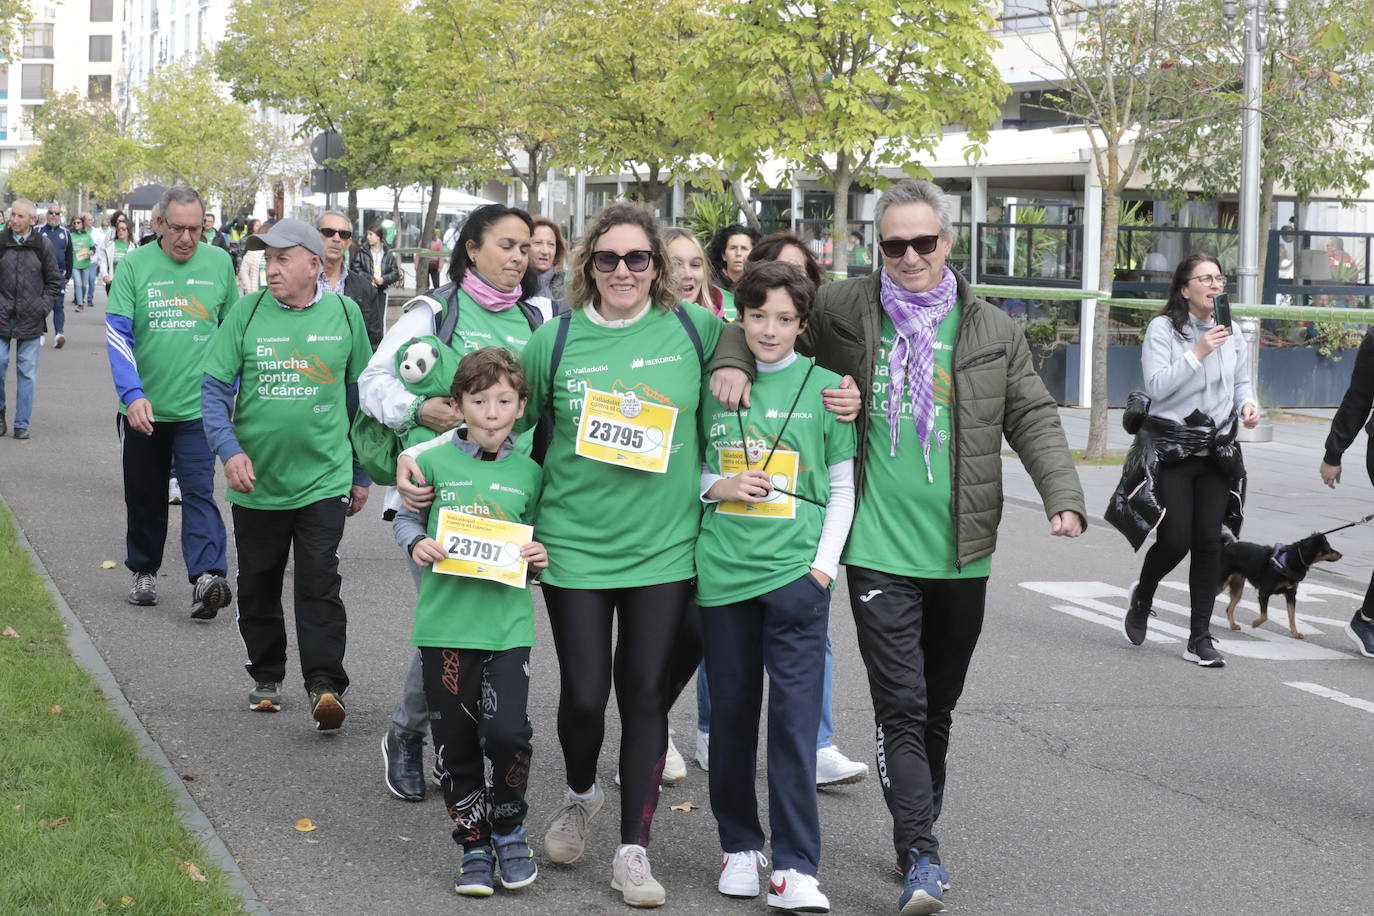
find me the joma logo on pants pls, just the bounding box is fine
[876,724,890,788]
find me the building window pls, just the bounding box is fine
[20,105,40,141]
[22,24,54,59]
[0,67,8,100]
[90,35,113,62]
[0,110,8,141]
[88,75,112,101]
[90,0,113,22]
[21,64,53,100]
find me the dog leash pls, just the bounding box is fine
[1318,512,1374,537]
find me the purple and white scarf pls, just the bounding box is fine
[881,266,958,479]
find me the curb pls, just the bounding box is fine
[3,497,270,916]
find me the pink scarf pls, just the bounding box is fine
[461,268,521,312]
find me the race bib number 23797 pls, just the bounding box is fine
[433,508,533,589]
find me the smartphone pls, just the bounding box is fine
[1212,293,1232,330]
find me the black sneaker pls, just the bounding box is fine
[0,409,6,437]
[309,686,346,731]
[1184,635,1226,668]
[381,728,426,801]
[190,573,232,620]
[1347,613,1374,658]
[128,572,158,606]
[1124,585,1154,646]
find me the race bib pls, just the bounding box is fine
[575,389,678,474]
[433,508,533,589]
[716,446,800,519]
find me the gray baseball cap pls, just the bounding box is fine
[245,217,325,260]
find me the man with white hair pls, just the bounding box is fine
[200,218,372,732]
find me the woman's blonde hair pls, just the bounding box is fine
[660,226,714,311]
[569,204,679,312]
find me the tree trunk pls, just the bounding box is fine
[829,152,851,281]
[390,187,402,233]
[729,171,759,231]
[347,188,359,230]
[1084,189,1122,460]
[421,177,441,252]
[1257,175,1275,297]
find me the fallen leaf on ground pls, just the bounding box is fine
[40,816,70,828]
[669,802,698,812]
[178,860,208,882]
[182,774,195,781]
[294,818,317,832]
[120,897,134,908]
[94,900,108,910]
[2,626,18,638]
[50,704,62,713]
[100,561,117,569]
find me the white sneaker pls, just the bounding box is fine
[662,731,686,783]
[544,784,603,864]
[695,728,709,771]
[718,850,767,897]
[815,745,867,786]
[168,477,182,505]
[611,844,666,907]
[767,868,829,912]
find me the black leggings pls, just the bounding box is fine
[1136,456,1231,639]
[543,579,696,846]
[1360,448,1374,615]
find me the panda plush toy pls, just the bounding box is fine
[393,335,462,448]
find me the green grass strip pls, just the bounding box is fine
[0,503,249,915]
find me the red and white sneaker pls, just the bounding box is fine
[767,868,829,912]
[718,850,767,897]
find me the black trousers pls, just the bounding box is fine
[232,496,349,692]
[1359,449,1374,616]
[846,567,986,866]
[543,578,695,846]
[420,645,533,849]
[1136,456,1231,640]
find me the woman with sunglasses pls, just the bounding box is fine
[362,204,550,808]
[97,215,135,295]
[517,204,723,908]
[1111,253,1260,668]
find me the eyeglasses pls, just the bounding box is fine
[591,249,653,273]
[1188,273,1227,286]
[47,211,60,217]
[163,222,200,237]
[319,227,354,241]
[878,235,941,259]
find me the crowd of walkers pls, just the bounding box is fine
[0,176,1366,915]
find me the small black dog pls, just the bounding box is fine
[1217,531,1342,639]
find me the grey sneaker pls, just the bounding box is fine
[611,844,666,908]
[190,573,232,620]
[544,784,603,865]
[249,681,281,712]
[128,572,158,606]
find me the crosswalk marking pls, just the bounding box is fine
[1284,681,1374,715]
[1020,580,1355,661]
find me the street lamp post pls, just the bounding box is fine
[1225,0,1285,443]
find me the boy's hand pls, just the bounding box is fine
[522,541,548,571]
[810,568,832,589]
[397,454,435,510]
[709,469,773,503]
[822,375,860,422]
[411,537,447,566]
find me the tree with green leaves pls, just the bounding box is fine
[0,0,30,60]
[688,0,1006,274]
[1039,0,1211,459]
[1141,0,1374,282]
[6,91,141,205]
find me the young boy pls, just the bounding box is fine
[392,346,547,897]
[695,260,856,913]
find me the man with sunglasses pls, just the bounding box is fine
[317,210,373,326]
[106,185,238,617]
[712,179,1085,915]
[37,203,73,349]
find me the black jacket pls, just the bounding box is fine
[1323,331,1374,466]
[1106,392,1247,550]
[0,229,65,340]
[352,244,400,348]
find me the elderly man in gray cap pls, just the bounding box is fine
[200,218,373,732]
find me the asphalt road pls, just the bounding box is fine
[3,291,1373,915]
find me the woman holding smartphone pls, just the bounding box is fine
[1109,254,1261,667]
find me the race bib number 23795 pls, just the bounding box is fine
[575,389,678,474]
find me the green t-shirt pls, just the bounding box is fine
[520,304,723,589]
[696,356,855,606]
[201,291,372,510]
[446,290,535,354]
[112,239,131,268]
[843,308,992,579]
[107,241,238,422]
[71,230,94,269]
[412,443,543,649]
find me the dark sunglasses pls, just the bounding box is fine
[591,249,653,273]
[878,235,941,259]
[319,227,354,241]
